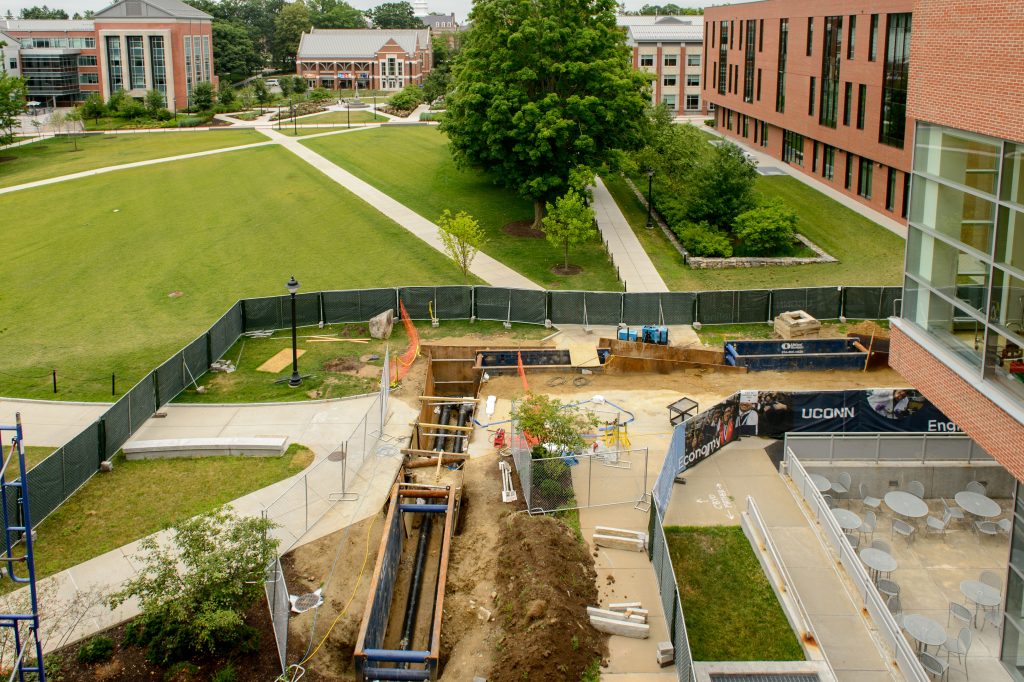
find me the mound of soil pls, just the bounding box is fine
[323,357,361,373]
[490,514,607,682]
[502,220,545,238]
[337,323,371,338]
[847,320,890,339]
[551,264,583,276]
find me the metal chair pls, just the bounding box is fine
[877,578,900,600]
[966,480,987,495]
[887,593,903,622]
[941,627,971,679]
[858,510,877,540]
[926,510,953,538]
[860,482,882,511]
[893,518,916,545]
[982,608,1003,632]
[980,570,1003,592]
[822,493,837,509]
[845,533,860,549]
[948,601,972,629]
[833,471,852,503]
[907,480,926,499]
[941,497,966,526]
[919,651,949,681]
[976,520,1000,538]
[998,518,1012,535]
[871,539,892,554]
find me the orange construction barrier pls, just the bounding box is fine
[390,300,420,385]
[517,350,529,393]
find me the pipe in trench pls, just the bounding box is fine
[399,510,433,652]
[433,405,451,452]
[450,405,472,453]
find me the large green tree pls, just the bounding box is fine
[310,0,365,28]
[212,21,263,83]
[369,1,421,29]
[18,5,68,18]
[0,64,27,145]
[273,0,311,69]
[440,0,650,227]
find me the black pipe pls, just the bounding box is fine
[399,511,433,651]
[453,405,473,453]
[434,405,451,451]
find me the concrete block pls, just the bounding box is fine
[609,601,643,612]
[590,615,650,639]
[586,607,646,623]
[593,533,645,552]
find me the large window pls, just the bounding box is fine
[78,72,99,85]
[127,35,145,90]
[640,54,654,67]
[869,14,879,61]
[886,167,897,212]
[743,19,755,103]
[686,73,699,87]
[20,36,94,49]
[858,157,873,199]
[664,54,678,67]
[685,94,699,111]
[687,53,700,66]
[847,15,856,59]
[806,17,813,56]
[106,35,122,94]
[77,55,97,67]
[718,21,728,95]
[149,35,166,98]
[823,144,836,180]
[775,18,788,113]
[808,77,815,116]
[782,129,804,166]
[845,152,854,190]
[663,75,677,87]
[184,35,192,98]
[843,81,852,126]
[857,83,867,130]
[819,15,842,128]
[879,13,912,148]
[756,68,761,101]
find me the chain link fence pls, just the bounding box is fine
[649,498,695,682]
[263,557,290,673]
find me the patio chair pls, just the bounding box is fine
[965,480,987,495]
[858,510,877,540]
[982,608,1003,632]
[871,539,892,554]
[892,518,916,545]
[948,601,972,629]
[941,498,966,526]
[926,510,953,539]
[980,570,1003,592]
[833,471,852,503]
[998,518,1012,535]
[822,494,837,509]
[941,627,971,679]
[877,578,900,600]
[976,520,1000,538]
[845,533,860,549]
[860,482,882,511]
[907,480,926,499]
[887,593,903,622]
[919,651,949,681]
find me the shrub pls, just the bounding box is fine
[682,141,758,230]
[117,98,146,120]
[676,222,733,257]
[732,198,799,255]
[77,636,114,664]
[309,87,334,102]
[176,116,207,128]
[192,81,214,110]
[704,118,715,127]
[211,663,237,682]
[155,108,173,121]
[387,85,424,114]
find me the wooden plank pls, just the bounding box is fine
[593,534,645,552]
[602,355,747,375]
[353,483,400,658]
[416,422,474,432]
[256,348,306,373]
[589,616,650,639]
[402,448,469,459]
[430,486,457,659]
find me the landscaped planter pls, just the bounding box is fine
[686,234,838,269]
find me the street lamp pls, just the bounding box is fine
[646,168,656,228]
[286,276,302,387]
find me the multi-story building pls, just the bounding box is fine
[0,30,20,77]
[295,29,433,92]
[886,0,1024,677]
[618,15,706,117]
[701,0,913,222]
[0,0,214,110]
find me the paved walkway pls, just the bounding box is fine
[701,125,907,239]
[0,398,111,447]
[666,439,897,682]
[261,127,540,290]
[592,177,669,292]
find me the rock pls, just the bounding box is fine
[477,606,492,622]
[525,599,547,620]
[369,309,394,339]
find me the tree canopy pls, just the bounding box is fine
[369,1,421,29]
[273,0,311,69]
[441,0,650,226]
[625,4,703,15]
[212,21,263,83]
[310,0,365,27]
[0,69,27,145]
[18,5,68,18]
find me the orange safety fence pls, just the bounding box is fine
[517,350,529,393]
[390,300,420,386]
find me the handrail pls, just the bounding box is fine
[784,431,991,464]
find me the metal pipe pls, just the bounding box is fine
[434,405,451,451]
[399,512,433,651]
[453,405,473,453]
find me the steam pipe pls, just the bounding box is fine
[433,405,451,451]
[399,511,433,651]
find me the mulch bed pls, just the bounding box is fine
[551,264,583,275]
[502,220,545,238]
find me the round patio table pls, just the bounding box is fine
[860,548,897,580]
[960,579,1001,625]
[809,474,832,493]
[955,491,1001,518]
[884,491,929,519]
[831,507,862,532]
[902,613,947,652]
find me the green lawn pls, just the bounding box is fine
[303,127,621,291]
[2,444,314,593]
[603,172,905,290]
[694,319,890,347]
[278,127,362,137]
[176,320,551,403]
[666,525,804,661]
[0,144,470,401]
[2,447,55,481]
[287,110,387,125]
[0,130,265,188]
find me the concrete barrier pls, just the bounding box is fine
[122,436,288,460]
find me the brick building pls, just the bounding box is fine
[618,15,706,117]
[700,0,913,222]
[1,0,214,110]
[887,0,1024,675]
[295,29,432,92]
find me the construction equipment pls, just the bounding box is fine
[617,325,669,345]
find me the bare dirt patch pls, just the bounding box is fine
[847,319,890,339]
[502,219,545,238]
[551,264,584,276]
[323,357,361,373]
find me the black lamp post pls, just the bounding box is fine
[287,276,302,387]
[646,168,656,228]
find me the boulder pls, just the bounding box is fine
[369,309,394,339]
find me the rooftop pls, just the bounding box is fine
[297,28,431,60]
[0,19,95,31]
[626,23,704,44]
[94,0,212,20]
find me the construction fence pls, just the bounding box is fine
[648,498,695,682]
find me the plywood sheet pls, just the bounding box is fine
[256,348,306,373]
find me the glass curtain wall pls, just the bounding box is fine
[819,15,842,128]
[905,122,1024,401]
[1001,481,1024,679]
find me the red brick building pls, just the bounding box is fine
[295,29,433,92]
[618,15,707,117]
[701,0,913,222]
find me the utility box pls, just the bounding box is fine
[617,325,669,345]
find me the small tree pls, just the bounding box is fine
[80,92,107,124]
[47,110,65,136]
[108,507,276,665]
[218,84,236,108]
[0,69,27,145]
[437,209,486,281]
[510,393,599,457]
[252,79,271,111]
[64,108,82,150]
[238,85,255,110]
[144,88,165,114]
[291,75,307,97]
[683,141,758,231]
[542,189,597,272]
[733,199,799,255]
[278,76,292,97]
[192,81,215,110]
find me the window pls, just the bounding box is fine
[726,109,733,130]
[730,20,735,49]
[843,82,852,125]
[902,172,910,218]
[78,72,99,84]
[8,58,15,70]
[760,121,768,147]
[819,15,842,128]
[886,167,897,211]
[782,129,804,166]
[879,13,912,148]
[712,62,717,89]
[756,68,762,100]
[759,19,764,51]
[685,94,699,110]
[812,141,819,172]
[857,83,867,129]
[845,152,854,189]
[848,15,856,59]
[184,35,192,97]
[77,55,97,67]
[663,75,677,87]
[743,114,749,137]
[718,21,728,95]
[823,144,836,180]
[808,77,815,115]
[687,53,700,66]
[806,17,814,56]
[640,54,654,67]
[127,36,145,90]
[664,54,678,67]
[149,35,166,96]
[686,74,699,87]
[858,157,873,198]
[743,18,756,103]
[776,18,788,112]
[106,35,123,94]
[869,14,879,61]
[915,123,1001,196]
[662,94,677,109]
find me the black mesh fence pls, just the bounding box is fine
[507,288,547,324]
[63,423,100,495]
[242,296,283,331]
[549,291,585,324]
[662,292,696,324]
[435,286,473,319]
[474,287,513,322]
[128,373,156,432]
[584,292,624,326]
[622,293,662,325]
[398,287,434,319]
[182,335,209,386]
[770,287,844,320]
[209,302,243,359]
[101,395,131,460]
[25,452,63,527]
[156,354,184,406]
[841,286,902,320]
[323,288,396,323]
[697,289,771,324]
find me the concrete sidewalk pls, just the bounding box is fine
[0,398,111,447]
[592,177,669,292]
[262,127,541,290]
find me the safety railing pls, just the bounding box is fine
[648,498,695,682]
[784,431,992,463]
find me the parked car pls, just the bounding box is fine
[265,79,280,87]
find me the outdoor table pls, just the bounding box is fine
[831,507,862,532]
[960,579,1001,626]
[809,473,832,493]
[860,547,897,581]
[902,613,947,653]
[884,491,929,519]
[955,491,1001,518]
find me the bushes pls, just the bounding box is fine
[675,222,733,257]
[733,199,799,256]
[77,636,114,664]
[387,85,424,114]
[309,87,334,102]
[176,116,207,128]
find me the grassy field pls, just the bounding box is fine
[303,127,621,291]
[4,444,314,593]
[278,127,367,137]
[666,525,804,661]
[0,130,265,188]
[287,110,387,125]
[0,144,470,401]
[603,173,905,290]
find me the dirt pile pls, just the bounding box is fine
[846,320,890,339]
[490,514,607,682]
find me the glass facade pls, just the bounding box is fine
[905,122,1024,400]
[127,35,145,90]
[20,36,95,49]
[743,19,755,103]
[21,54,80,96]
[775,18,788,113]
[105,35,122,94]
[782,129,804,166]
[718,21,728,95]
[819,15,842,129]
[1001,481,1024,678]
[879,13,912,148]
[185,36,193,98]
